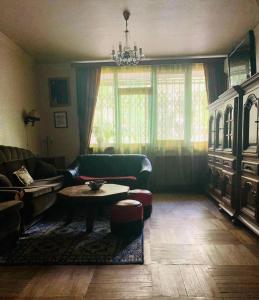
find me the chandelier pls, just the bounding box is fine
[112,10,144,66]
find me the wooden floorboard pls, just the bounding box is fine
[1,193,259,299]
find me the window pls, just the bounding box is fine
[156,67,185,140]
[91,63,208,154]
[191,66,208,142]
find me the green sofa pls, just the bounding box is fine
[67,154,152,189]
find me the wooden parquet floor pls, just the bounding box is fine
[1,193,259,300]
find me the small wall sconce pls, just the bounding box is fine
[24,109,40,126]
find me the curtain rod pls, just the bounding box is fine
[71,55,227,67]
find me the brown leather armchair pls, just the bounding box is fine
[0,145,65,225]
[0,190,23,249]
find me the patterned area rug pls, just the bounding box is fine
[0,213,143,265]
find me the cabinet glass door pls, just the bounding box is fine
[209,116,215,149]
[224,106,233,151]
[243,94,259,154]
[216,112,224,150]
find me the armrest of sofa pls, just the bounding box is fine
[136,156,152,189]
[0,185,52,198]
[66,159,80,185]
[140,156,152,174]
[0,200,23,216]
[67,159,80,177]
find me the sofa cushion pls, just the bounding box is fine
[24,157,38,177]
[0,173,12,187]
[32,175,64,184]
[23,186,53,198]
[0,163,6,176]
[35,160,58,179]
[31,180,63,192]
[13,166,34,186]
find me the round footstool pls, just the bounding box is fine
[128,189,152,220]
[110,199,143,236]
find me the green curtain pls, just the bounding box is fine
[204,60,227,103]
[76,66,101,154]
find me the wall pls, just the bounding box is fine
[0,32,40,152]
[36,25,259,167]
[37,64,79,165]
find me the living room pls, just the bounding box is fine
[1,0,259,299]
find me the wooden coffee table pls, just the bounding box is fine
[58,184,129,233]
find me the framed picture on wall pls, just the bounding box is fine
[54,111,68,128]
[49,78,70,107]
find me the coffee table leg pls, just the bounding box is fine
[86,205,96,233]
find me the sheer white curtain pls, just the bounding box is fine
[90,63,208,156]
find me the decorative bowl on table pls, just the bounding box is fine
[86,180,106,191]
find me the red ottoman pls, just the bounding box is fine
[110,199,143,236]
[128,189,152,220]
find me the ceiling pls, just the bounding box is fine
[0,0,259,63]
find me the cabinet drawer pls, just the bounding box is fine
[241,176,258,194]
[222,170,234,184]
[222,170,235,205]
[242,161,259,175]
[208,155,214,164]
[241,176,259,222]
[214,156,223,165]
[208,165,214,188]
[223,159,235,170]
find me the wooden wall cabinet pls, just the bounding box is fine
[238,74,259,234]
[207,87,242,217]
[208,73,259,235]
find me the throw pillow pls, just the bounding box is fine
[0,173,12,187]
[13,165,34,186]
[35,160,58,179]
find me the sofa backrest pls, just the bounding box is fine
[110,155,147,176]
[0,146,35,185]
[0,146,34,164]
[77,154,147,177]
[0,146,60,185]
